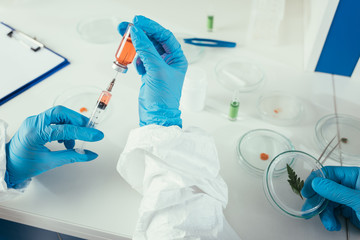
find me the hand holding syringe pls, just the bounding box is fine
[75,23,136,154]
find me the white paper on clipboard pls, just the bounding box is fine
[0,22,69,106]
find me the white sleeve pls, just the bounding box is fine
[0,120,27,202]
[117,125,241,240]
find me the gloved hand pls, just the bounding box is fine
[5,106,104,189]
[118,15,188,128]
[301,166,360,231]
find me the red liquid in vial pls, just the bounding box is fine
[115,35,136,66]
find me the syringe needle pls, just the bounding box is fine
[107,72,118,92]
[114,71,119,79]
[107,78,116,92]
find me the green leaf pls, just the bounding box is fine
[286,164,304,200]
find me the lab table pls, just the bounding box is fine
[0,0,359,239]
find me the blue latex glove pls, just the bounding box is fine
[301,166,360,231]
[118,15,188,127]
[5,106,104,189]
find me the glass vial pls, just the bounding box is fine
[207,1,215,32]
[112,23,136,73]
[228,91,240,121]
[207,15,214,32]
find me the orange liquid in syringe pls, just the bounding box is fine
[115,38,136,66]
[97,91,112,110]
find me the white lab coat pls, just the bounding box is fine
[118,125,240,240]
[0,120,240,239]
[0,120,26,201]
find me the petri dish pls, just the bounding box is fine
[264,151,328,219]
[257,92,304,126]
[77,16,121,44]
[315,114,360,165]
[53,86,111,123]
[237,129,294,176]
[175,33,204,64]
[215,58,264,92]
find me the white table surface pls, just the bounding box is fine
[0,0,360,239]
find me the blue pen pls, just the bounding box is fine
[183,38,236,48]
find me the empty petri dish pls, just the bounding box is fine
[215,59,264,92]
[53,86,111,123]
[315,114,360,165]
[175,33,204,64]
[264,151,328,219]
[77,16,121,44]
[237,129,294,176]
[257,92,304,126]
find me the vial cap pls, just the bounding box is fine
[112,61,128,73]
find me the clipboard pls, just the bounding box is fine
[0,22,70,106]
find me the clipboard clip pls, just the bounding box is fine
[7,29,44,52]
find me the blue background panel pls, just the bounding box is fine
[315,0,360,76]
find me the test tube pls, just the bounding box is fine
[228,90,240,121]
[207,1,215,32]
[112,23,136,73]
[207,15,214,32]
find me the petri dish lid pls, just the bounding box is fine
[77,16,121,44]
[215,58,264,92]
[264,151,328,219]
[315,114,360,164]
[257,92,304,126]
[53,86,111,124]
[175,33,204,64]
[237,129,294,176]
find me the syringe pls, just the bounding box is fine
[75,77,117,154]
[87,77,116,128]
[75,22,136,154]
